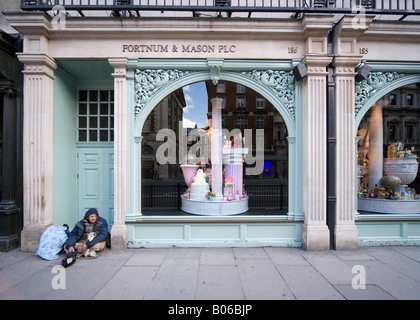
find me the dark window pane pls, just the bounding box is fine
[89,130,97,141]
[89,117,98,128]
[100,104,108,115]
[100,90,109,102]
[79,90,87,101]
[90,104,98,115]
[100,117,108,128]
[100,130,108,141]
[79,117,87,128]
[79,103,87,115]
[79,130,87,141]
[89,90,98,101]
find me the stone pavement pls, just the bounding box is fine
[1,246,420,301]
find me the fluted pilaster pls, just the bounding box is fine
[301,55,332,250]
[109,57,128,249]
[333,56,360,249]
[17,53,57,251]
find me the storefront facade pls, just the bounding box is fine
[4,7,420,251]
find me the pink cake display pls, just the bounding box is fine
[180,97,249,215]
[190,169,209,200]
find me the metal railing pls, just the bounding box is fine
[142,182,287,211]
[20,0,420,17]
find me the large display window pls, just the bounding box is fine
[140,80,289,216]
[357,83,420,214]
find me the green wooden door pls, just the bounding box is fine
[77,146,114,227]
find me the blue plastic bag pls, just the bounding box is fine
[35,225,69,260]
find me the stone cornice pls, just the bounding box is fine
[358,20,420,42]
[4,11,338,41]
[2,11,50,37]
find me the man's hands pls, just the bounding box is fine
[68,244,88,253]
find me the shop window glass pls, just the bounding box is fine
[357,83,420,216]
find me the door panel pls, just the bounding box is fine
[77,147,114,227]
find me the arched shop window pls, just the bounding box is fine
[357,83,420,215]
[140,80,289,216]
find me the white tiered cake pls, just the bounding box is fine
[190,169,209,200]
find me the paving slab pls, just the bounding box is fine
[0,263,55,299]
[200,248,236,265]
[391,246,420,262]
[334,284,396,300]
[237,258,294,300]
[233,247,270,260]
[302,250,358,285]
[276,265,345,300]
[332,249,377,261]
[1,246,420,301]
[361,247,420,283]
[43,258,127,300]
[125,248,169,266]
[145,259,199,300]
[353,259,420,300]
[94,266,158,300]
[195,265,244,300]
[264,247,310,265]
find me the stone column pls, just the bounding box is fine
[0,86,20,251]
[301,55,332,250]
[333,56,360,250]
[17,53,57,251]
[368,102,383,189]
[109,58,128,249]
[210,97,223,198]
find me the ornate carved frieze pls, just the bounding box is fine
[242,70,295,120]
[355,71,405,116]
[134,68,191,117]
[133,67,296,121]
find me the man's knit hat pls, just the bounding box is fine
[84,208,98,218]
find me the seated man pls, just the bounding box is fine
[65,208,109,258]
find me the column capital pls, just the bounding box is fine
[109,57,128,78]
[0,86,17,97]
[0,79,17,93]
[333,55,363,76]
[17,53,57,79]
[302,54,332,76]
[134,136,143,144]
[287,136,296,144]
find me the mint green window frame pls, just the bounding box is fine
[125,59,303,222]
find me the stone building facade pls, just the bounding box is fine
[3,6,420,251]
